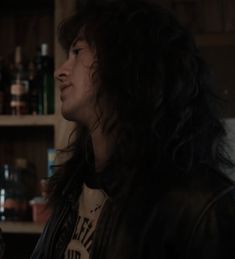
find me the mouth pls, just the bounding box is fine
[60,84,72,101]
[60,83,72,92]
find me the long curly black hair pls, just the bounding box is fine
[49,0,233,206]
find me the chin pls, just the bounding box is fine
[61,107,78,122]
[61,108,89,128]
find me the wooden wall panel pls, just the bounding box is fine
[0,126,54,180]
[224,0,235,32]
[200,46,235,118]
[0,11,54,62]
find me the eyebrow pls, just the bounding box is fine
[72,35,85,47]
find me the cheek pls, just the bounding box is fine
[74,70,94,94]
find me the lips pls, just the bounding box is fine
[60,83,72,101]
[60,83,72,92]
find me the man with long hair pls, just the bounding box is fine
[31,1,235,258]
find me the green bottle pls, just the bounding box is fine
[40,43,54,114]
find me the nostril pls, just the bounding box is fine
[54,69,61,80]
[53,69,58,78]
[54,70,67,83]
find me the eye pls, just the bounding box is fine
[72,48,82,55]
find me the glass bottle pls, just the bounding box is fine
[34,43,54,115]
[10,46,29,115]
[0,57,11,114]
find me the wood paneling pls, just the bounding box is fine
[0,126,54,180]
[200,45,235,118]
[224,0,235,32]
[0,13,54,62]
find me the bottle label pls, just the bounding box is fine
[10,83,25,95]
[10,81,28,114]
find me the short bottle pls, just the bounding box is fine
[10,46,29,115]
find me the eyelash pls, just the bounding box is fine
[72,48,81,55]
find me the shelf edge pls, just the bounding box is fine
[0,115,56,127]
[196,33,235,46]
[0,221,44,234]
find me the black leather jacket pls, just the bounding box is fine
[31,169,235,259]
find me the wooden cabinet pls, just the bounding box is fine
[181,0,235,118]
[0,0,76,177]
[158,0,235,118]
[0,0,76,257]
[0,1,54,176]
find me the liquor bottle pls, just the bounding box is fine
[10,46,29,115]
[42,43,54,114]
[35,43,54,114]
[0,57,11,114]
[34,47,44,114]
[0,57,5,114]
[28,61,40,115]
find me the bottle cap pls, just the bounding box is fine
[41,43,48,56]
[15,46,22,64]
[15,158,28,169]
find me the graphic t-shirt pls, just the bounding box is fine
[64,184,107,259]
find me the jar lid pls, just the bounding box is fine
[15,158,28,169]
[30,196,47,205]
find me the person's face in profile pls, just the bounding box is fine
[55,38,97,127]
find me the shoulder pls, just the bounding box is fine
[185,183,235,259]
[143,168,235,259]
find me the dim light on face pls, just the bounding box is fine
[55,39,98,128]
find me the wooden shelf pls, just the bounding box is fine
[196,33,235,46]
[0,221,44,234]
[0,115,56,127]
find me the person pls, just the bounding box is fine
[31,1,235,258]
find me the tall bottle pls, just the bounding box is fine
[0,57,11,114]
[35,43,54,115]
[34,47,44,114]
[28,60,40,115]
[10,46,29,115]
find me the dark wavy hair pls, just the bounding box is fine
[49,0,233,206]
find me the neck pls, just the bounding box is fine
[91,125,113,172]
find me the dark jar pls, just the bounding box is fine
[0,164,29,221]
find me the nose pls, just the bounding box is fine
[54,61,70,83]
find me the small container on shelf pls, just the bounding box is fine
[47,148,56,177]
[30,177,51,224]
[30,197,51,224]
[40,177,49,198]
